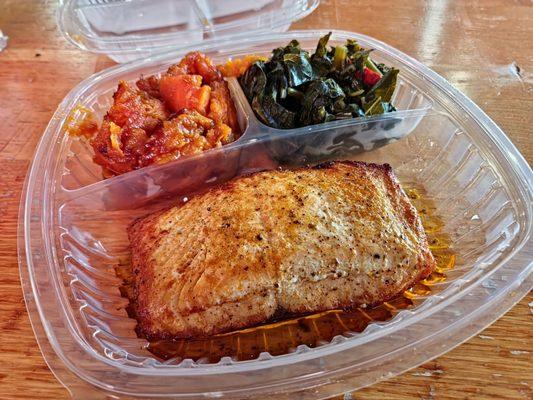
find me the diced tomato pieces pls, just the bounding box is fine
[159,74,212,115]
[363,67,381,87]
[195,85,212,116]
[88,51,242,177]
[177,51,222,84]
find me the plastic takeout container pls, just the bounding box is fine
[58,0,320,62]
[19,30,532,399]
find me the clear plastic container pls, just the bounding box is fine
[19,30,532,399]
[57,0,320,62]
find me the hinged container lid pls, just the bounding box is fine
[58,0,320,62]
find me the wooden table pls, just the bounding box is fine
[0,1,531,399]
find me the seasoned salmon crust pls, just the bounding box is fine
[128,161,436,340]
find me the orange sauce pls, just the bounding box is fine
[64,104,98,138]
[144,187,455,362]
[217,55,267,78]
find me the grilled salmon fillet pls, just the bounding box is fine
[128,161,436,340]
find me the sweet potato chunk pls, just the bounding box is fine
[106,81,168,131]
[136,74,161,99]
[177,51,222,84]
[208,80,239,133]
[218,55,267,78]
[90,81,168,175]
[159,75,211,115]
[142,111,215,165]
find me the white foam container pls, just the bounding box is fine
[19,30,532,399]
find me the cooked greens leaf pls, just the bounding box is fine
[272,39,303,62]
[252,93,296,129]
[363,96,383,116]
[240,62,268,100]
[333,45,347,70]
[267,62,289,99]
[299,78,345,126]
[311,32,333,76]
[282,53,316,87]
[346,39,361,56]
[353,49,371,76]
[314,32,331,58]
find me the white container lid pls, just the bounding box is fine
[57,0,320,62]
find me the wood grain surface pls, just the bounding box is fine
[0,0,531,399]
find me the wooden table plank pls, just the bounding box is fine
[0,1,531,399]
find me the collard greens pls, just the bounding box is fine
[239,33,399,129]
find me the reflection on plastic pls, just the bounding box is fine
[0,29,8,52]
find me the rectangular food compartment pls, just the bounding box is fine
[20,31,532,399]
[61,41,432,193]
[229,77,431,167]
